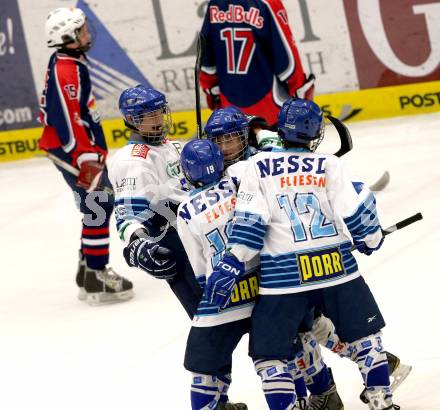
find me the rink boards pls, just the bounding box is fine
[0,80,439,163]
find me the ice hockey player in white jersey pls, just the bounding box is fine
[247,112,411,407]
[206,98,400,409]
[179,108,345,410]
[177,139,253,410]
[108,85,202,318]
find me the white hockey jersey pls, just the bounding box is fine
[108,138,189,244]
[228,148,383,295]
[177,170,259,327]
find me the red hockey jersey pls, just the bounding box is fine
[39,50,107,166]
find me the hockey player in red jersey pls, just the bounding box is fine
[39,7,133,305]
[200,0,315,126]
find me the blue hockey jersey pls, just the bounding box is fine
[200,0,306,125]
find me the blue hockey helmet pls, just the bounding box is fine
[118,85,172,144]
[204,107,249,167]
[180,139,224,187]
[278,98,324,151]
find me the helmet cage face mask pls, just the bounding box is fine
[126,105,172,144]
[211,129,248,167]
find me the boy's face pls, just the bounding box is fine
[137,109,165,136]
[214,133,243,163]
[66,23,92,51]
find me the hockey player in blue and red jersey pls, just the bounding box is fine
[200,0,315,126]
[39,7,133,305]
[206,98,400,409]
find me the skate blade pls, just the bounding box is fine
[86,290,134,306]
[390,363,412,392]
[78,287,87,301]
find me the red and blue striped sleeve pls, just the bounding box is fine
[262,0,306,95]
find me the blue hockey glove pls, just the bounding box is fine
[354,234,385,255]
[205,253,245,309]
[123,238,177,279]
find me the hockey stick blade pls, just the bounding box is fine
[369,171,390,192]
[350,212,423,251]
[328,115,353,157]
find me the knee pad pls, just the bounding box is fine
[255,359,295,381]
[348,333,391,389]
[295,332,326,383]
[312,315,349,357]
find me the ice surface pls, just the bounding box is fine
[1,112,439,409]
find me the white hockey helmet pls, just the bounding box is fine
[45,7,88,49]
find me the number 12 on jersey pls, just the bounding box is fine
[277,193,338,242]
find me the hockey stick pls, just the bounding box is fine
[326,117,389,192]
[382,212,423,235]
[327,115,353,157]
[350,212,423,251]
[195,31,206,139]
[45,151,114,195]
[369,171,390,192]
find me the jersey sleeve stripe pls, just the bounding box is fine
[54,64,76,153]
[261,0,295,81]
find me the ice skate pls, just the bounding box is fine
[218,402,247,410]
[306,384,344,410]
[364,389,400,410]
[294,397,307,409]
[83,266,134,305]
[360,352,411,404]
[386,352,412,392]
[76,253,87,301]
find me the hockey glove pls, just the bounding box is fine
[204,85,222,110]
[354,234,385,256]
[205,253,245,309]
[256,129,283,151]
[76,153,104,192]
[294,73,316,100]
[123,238,177,279]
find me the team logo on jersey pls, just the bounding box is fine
[166,160,182,179]
[76,0,152,101]
[209,5,264,29]
[131,144,149,158]
[115,204,127,218]
[297,247,346,285]
[228,271,259,306]
[115,177,137,192]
